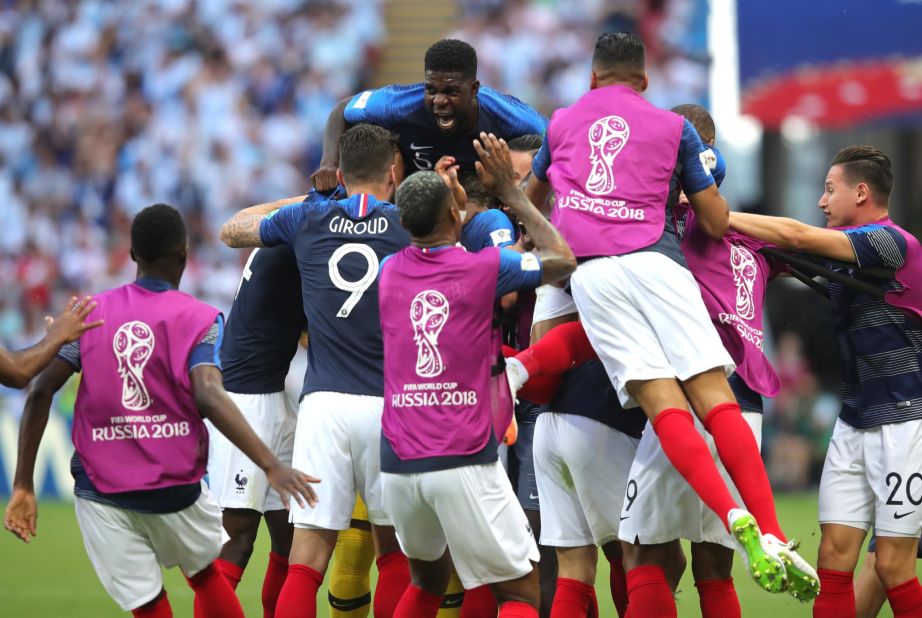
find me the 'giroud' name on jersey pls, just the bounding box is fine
[329,215,390,235]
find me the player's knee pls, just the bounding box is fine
[221,524,259,565]
[555,545,597,584]
[873,544,917,588]
[690,542,733,582]
[818,533,861,570]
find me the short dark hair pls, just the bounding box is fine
[459,172,499,210]
[508,134,543,153]
[131,203,186,262]
[831,145,893,202]
[339,124,398,185]
[592,32,645,76]
[396,172,451,237]
[672,104,715,144]
[424,39,477,78]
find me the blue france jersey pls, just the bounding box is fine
[260,193,411,397]
[344,84,547,177]
[830,224,922,428]
[460,208,516,252]
[221,245,305,395]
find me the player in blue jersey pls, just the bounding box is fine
[728,146,922,618]
[311,39,547,189]
[219,123,412,618]
[205,240,307,616]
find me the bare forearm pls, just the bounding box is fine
[320,98,351,166]
[730,212,856,262]
[500,187,575,283]
[0,336,65,389]
[525,176,552,215]
[220,195,306,248]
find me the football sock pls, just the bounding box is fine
[625,565,676,618]
[216,558,244,590]
[460,585,497,618]
[132,590,172,618]
[394,584,442,618]
[438,571,464,617]
[275,563,324,618]
[651,408,739,527]
[187,563,245,618]
[703,402,786,541]
[813,568,855,618]
[886,578,922,618]
[374,551,410,618]
[262,551,289,618]
[499,601,539,618]
[516,321,596,378]
[606,553,629,617]
[695,578,741,618]
[329,526,374,618]
[550,578,594,618]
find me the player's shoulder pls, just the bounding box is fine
[346,83,425,123]
[477,86,547,135]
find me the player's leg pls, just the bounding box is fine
[329,497,375,618]
[855,547,888,618]
[438,570,465,617]
[397,553,454,618]
[691,542,740,618]
[874,536,922,616]
[601,542,629,618]
[216,509,261,588]
[263,509,294,618]
[552,546,599,618]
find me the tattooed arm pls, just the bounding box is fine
[219,195,307,248]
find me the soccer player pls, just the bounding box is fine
[377,133,575,618]
[206,240,307,616]
[219,123,412,618]
[0,295,102,388]
[3,204,318,618]
[727,146,922,618]
[525,32,813,611]
[311,38,546,188]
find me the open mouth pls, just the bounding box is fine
[434,113,455,131]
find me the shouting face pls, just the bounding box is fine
[424,71,479,135]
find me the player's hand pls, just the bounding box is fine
[473,132,517,198]
[3,488,38,543]
[434,156,467,211]
[310,162,339,193]
[45,296,104,345]
[266,463,320,510]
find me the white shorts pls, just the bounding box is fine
[532,284,577,325]
[290,391,389,529]
[819,418,922,537]
[75,484,223,611]
[618,411,762,549]
[207,391,296,513]
[533,412,639,547]
[570,253,734,408]
[382,461,540,590]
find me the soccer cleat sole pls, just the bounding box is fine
[778,540,820,603]
[731,514,788,594]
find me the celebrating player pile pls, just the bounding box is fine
[6,25,922,618]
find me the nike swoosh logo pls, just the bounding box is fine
[410,143,433,150]
[620,516,629,521]
[529,493,539,500]
[894,511,916,520]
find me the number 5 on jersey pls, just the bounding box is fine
[329,243,380,318]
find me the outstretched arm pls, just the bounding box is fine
[729,212,856,263]
[311,97,352,192]
[4,359,75,542]
[219,195,307,248]
[0,296,101,389]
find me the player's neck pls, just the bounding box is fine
[135,266,181,289]
[846,206,890,227]
[412,226,457,250]
[461,204,486,226]
[346,182,393,203]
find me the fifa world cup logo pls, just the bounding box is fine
[113,321,155,410]
[410,290,450,378]
[585,115,630,196]
[730,245,758,321]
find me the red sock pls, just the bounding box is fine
[695,578,740,618]
[652,409,739,527]
[394,584,442,618]
[261,551,288,618]
[606,554,628,618]
[550,578,593,618]
[886,578,922,617]
[216,558,244,590]
[187,563,245,618]
[813,568,855,618]
[516,322,597,377]
[133,590,173,618]
[703,402,785,541]
[375,551,410,618]
[500,600,539,617]
[625,565,676,618]
[461,585,498,618]
[274,563,323,618]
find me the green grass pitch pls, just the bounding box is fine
[0,494,906,616]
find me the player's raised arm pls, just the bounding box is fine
[219,194,307,248]
[4,359,76,542]
[729,212,858,263]
[190,364,320,509]
[311,96,352,192]
[678,119,729,239]
[474,132,575,285]
[0,296,102,389]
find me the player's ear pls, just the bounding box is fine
[129,248,137,264]
[855,181,870,206]
[336,168,345,188]
[589,70,598,91]
[640,71,649,93]
[471,79,480,97]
